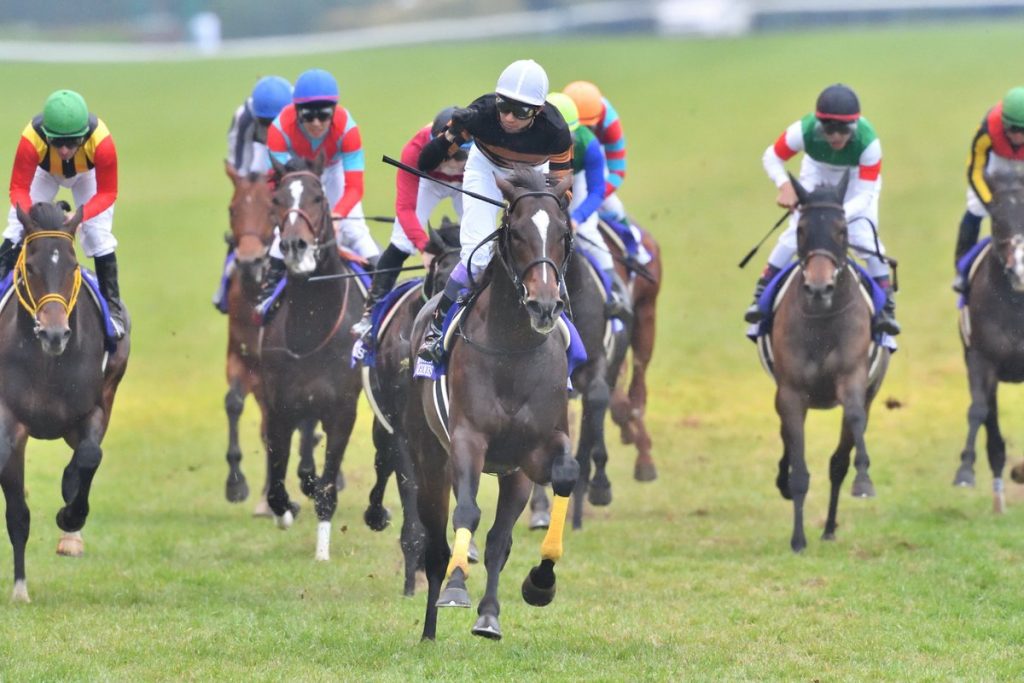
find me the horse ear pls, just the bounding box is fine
[836,169,851,202]
[269,155,287,180]
[425,226,444,256]
[311,150,326,176]
[494,172,515,202]
[788,172,810,206]
[15,203,32,232]
[552,173,573,201]
[225,160,241,184]
[67,205,84,233]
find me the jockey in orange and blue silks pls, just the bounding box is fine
[564,80,628,223]
[5,89,126,337]
[953,87,1024,291]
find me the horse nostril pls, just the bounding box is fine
[551,300,565,319]
[62,328,71,343]
[525,300,543,318]
[824,283,835,295]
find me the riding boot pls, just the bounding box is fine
[257,256,287,323]
[351,244,406,340]
[952,211,984,293]
[743,264,780,324]
[417,292,455,364]
[0,239,22,282]
[873,278,901,337]
[603,267,633,323]
[94,253,126,339]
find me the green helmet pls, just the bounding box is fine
[546,92,579,133]
[41,90,89,138]
[1002,87,1024,128]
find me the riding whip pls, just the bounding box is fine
[382,155,506,208]
[738,210,792,269]
[307,264,425,282]
[333,215,395,223]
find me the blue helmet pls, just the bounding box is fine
[251,76,292,119]
[293,69,339,105]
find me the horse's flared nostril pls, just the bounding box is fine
[551,300,565,320]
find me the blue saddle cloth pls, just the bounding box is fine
[257,257,372,325]
[955,237,991,309]
[0,268,119,352]
[599,214,640,261]
[213,251,236,315]
[352,277,423,368]
[578,246,613,301]
[745,260,890,348]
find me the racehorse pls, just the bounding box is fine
[768,173,889,552]
[260,156,364,561]
[954,170,1024,511]
[599,217,662,482]
[221,164,319,515]
[407,167,578,641]
[362,220,462,596]
[0,202,130,602]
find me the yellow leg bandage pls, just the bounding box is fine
[540,495,570,562]
[445,527,472,580]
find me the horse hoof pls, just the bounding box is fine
[275,510,294,530]
[587,484,612,507]
[954,468,976,487]
[790,539,807,554]
[363,505,391,532]
[993,494,1006,515]
[225,473,249,503]
[1011,465,1024,484]
[521,566,556,607]
[634,461,657,482]
[436,585,471,608]
[11,580,30,603]
[56,532,84,557]
[529,510,550,530]
[468,538,479,564]
[851,477,876,498]
[252,498,273,518]
[821,531,836,542]
[471,614,502,640]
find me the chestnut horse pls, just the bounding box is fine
[407,167,578,641]
[221,164,319,514]
[259,157,364,561]
[768,173,889,552]
[0,202,130,602]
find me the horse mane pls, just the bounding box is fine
[27,202,66,230]
[800,182,844,207]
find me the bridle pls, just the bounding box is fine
[14,230,81,318]
[797,201,846,269]
[277,170,336,260]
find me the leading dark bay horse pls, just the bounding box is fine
[362,221,462,596]
[954,171,1024,512]
[407,167,578,641]
[221,163,319,516]
[0,202,130,602]
[767,173,889,553]
[259,157,364,561]
[599,217,662,482]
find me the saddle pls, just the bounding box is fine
[598,215,652,267]
[957,238,992,346]
[351,278,423,368]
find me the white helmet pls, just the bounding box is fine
[495,59,549,106]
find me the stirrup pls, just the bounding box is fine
[744,302,763,325]
[952,273,967,294]
[873,315,901,337]
[417,325,444,364]
[350,314,372,340]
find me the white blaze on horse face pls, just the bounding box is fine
[288,180,304,226]
[531,209,551,283]
[1012,235,1024,288]
[51,248,59,265]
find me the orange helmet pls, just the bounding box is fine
[563,80,604,126]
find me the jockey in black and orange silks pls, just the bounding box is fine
[5,89,125,337]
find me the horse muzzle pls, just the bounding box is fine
[35,319,71,356]
[524,296,564,334]
[802,278,836,308]
[280,238,317,276]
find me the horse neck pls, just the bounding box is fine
[283,249,348,326]
[481,261,545,346]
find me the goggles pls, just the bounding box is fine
[495,96,539,121]
[298,106,334,123]
[48,135,84,149]
[819,119,855,136]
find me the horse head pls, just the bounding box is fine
[424,216,462,298]
[225,161,275,286]
[985,169,1024,291]
[269,155,331,278]
[792,171,850,309]
[13,202,83,356]
[494,167,574,334]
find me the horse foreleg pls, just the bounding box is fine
[584,377,613,509]
[956,351,997,488]
[523,432,578,607]
[56,409,106,541]
[393,433,425,597]
[264,415,297,529]
[529,483,551,530]
[628,300,657,482]
[842,389,873,500]
[437,429,485,609]
[413,430,452,641]
[776,386,808,553]
[473,470,532,640]
[296,416,322,499]
[823,423,854,541]
[983,387,1006,513]
[224,374,249,503]
[0,427,30,601]
[312,402,357,562]
[364,419,395,532]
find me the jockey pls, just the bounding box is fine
[213,75,292,313]
[563,80,629,223]
[350,106,469,341]
[546,91,631,321]
[953,86,1024,291]
[261,68,381,303]
[4,89,126,337]
[416,59,573,363]
[743,83,900,336]
[226,75,292,175]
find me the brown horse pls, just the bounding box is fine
[260,157,364,561]
[768,173,889,552]
[362,221,462,596]
[599,218,662,482]
[0,202,130,602]
[221,164,319,514]
[407,167,578,641]
[955,171,1024,511]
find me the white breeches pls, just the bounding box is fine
[571,171,613,271]
[390,179,464,255]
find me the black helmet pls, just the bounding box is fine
[431,105,459,137]
[815,84,860,122]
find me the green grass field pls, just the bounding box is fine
[3,23,1024,681]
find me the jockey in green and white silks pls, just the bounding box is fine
[744,83,899,336]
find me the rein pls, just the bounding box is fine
[261,273,353,360]
[15,231,82,317]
